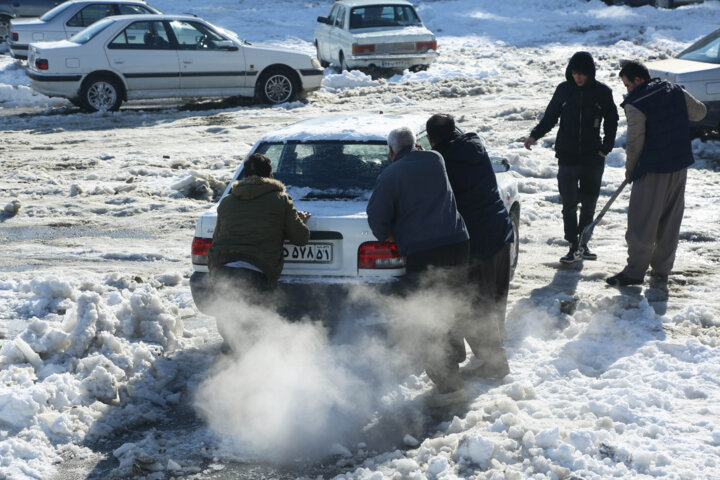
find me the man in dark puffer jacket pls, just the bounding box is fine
[524,51,618,264]
[427,113,515,380]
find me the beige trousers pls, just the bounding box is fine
[622,169,687,279]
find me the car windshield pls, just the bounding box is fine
[70,17,114,44]
[250,141,390,199]
[349,5,421,29]
[39,2,75,21]
[678,29,720,64]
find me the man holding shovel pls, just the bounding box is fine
[606,61,706,286]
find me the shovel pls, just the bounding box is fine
[579,179,628,247]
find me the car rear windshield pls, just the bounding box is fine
[349,5,421,29]
[71,18,114,44]
[251,141,390,199]
[678,29,720,64]
[40,2,75,22]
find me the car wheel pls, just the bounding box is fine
[258,67,297,104]
[509,206,520,280]
[81,75,122,112]
[0,16,10,43]
[315,41,329,68]
[339,52,350,72]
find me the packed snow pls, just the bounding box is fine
[2,0,720,479]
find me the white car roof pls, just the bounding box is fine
[63,0,152,4]
[333,0,414,8]
[259,113,430,143]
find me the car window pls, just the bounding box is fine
[70,17,114,44]
[334,5,345,28]
[168,20,225,50]
[252,141,390,199]
[67,4,116,28]
[118,4,155,14]
[678,30,720,64]
[327,5,339,25]
[108,21,172,49]
[40,2,75,22]
[349,5,421,29]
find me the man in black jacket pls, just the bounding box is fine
[427,114,515,379]
[524,51,618,264]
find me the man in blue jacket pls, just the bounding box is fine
[427,114,514,379]
[606,61,706,286]
[524,51,618,264]
[367,126,469,404]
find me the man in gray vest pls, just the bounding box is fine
[606,61,706,286]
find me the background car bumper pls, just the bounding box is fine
[26,70,81,98]
[347,52,438,69]
[8,43,28,60]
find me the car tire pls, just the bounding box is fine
[509,206,520,280]
[339,52,350,72]
[257,67,297,104]
[81,75,123,112]
[0,15,10,44]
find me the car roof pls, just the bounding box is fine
[333,0,414,7]
[259,113,430,143]
[64,0,151,4]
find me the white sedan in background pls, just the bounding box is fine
[313,0,438,72]
[8,0,160,60]
[189,113,520,314]
[26,14,324,111]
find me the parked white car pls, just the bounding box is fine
[313,0,438,72]
[189,113,520,313]
[26,14,324,111]
[8,0,159,59]
[647,28,720,133]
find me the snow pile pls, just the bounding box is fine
[322,70,381,91]
[170,170,227,201]
[0,275,196,479]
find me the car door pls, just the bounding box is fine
[328,5,346,64]
[105,20,180,92]
[64,3,116,38]
[167,19,246,91]
[319,4,338,61]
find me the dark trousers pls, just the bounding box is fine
[211,266,271,294]
[402,240,469,393]
[557,163,604,246]
[464,243,511,356]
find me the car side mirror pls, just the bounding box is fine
[217,40,238,51]
[317,16,328,24]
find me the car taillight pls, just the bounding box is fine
[358,241,404,269]
[352,43,375,55]
[416,40,437,52]
[191,237,213,265]
[11,32,18,42]
[35,59,49,70]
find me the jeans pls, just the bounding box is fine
[557,163,605,246]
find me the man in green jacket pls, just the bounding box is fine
[208,153,310,295]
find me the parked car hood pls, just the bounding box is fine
[647,58,720,81]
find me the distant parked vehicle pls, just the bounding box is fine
[8,0,160,59]
[646,28,720,133]
[25,14,324,111]
[1,0,69,43]
[313,0,438,72]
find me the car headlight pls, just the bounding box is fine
[311,58,322,69]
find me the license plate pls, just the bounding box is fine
[284,243,333,263]
[381,60,409,68]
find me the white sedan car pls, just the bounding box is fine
[313,0,438,72]
[189,114,520,313]
[26,14,324,111]
[647,28,720,133]
[8,0,160,60]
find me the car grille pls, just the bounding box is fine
[375,42,416,54]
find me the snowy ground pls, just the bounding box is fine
[2,0,720,479]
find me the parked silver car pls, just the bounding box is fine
[1,0,69,42]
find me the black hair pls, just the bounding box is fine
[243,153,273,178]
[426,113,455,144]
[619,61,650,82]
